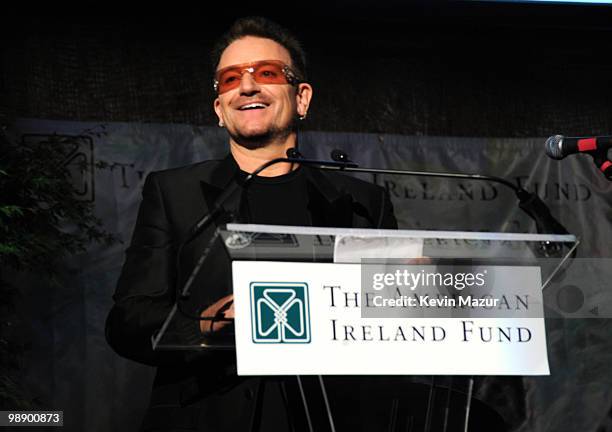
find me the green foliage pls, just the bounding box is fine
[0,131,115,274]
[0,129,117,409]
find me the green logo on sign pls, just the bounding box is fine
[250,282,311,343]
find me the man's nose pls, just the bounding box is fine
[239,72,261,95]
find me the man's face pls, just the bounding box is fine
[213,36,312,148]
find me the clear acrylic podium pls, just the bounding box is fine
[151,224,578,432]
[153,224,577,351]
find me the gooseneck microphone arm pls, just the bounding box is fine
[322,149,570,235]
[323,163,521,191]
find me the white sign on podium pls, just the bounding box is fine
[233,261,549,376]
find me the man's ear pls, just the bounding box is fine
[213,98,224,126]
[295,83,313,118]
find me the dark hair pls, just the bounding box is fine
[211,16,307,81]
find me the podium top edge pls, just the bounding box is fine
[224,224,577,243]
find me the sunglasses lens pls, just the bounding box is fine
[252,63,286,84]
[217,68,242,94]
[216,61,290,94]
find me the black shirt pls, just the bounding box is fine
[238,167,311,226]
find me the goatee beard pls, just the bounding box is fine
[231,123,296,150]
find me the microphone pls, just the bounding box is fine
[545,134,612,160]
[545,134,612,180]
[331,148,351,163]
[286,147,303,159]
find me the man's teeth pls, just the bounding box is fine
[240,103,266,110]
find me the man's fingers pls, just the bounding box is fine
[218,300,234,319]
[218,299,233,314]
[224,303,235,318]
[200,294,234,333]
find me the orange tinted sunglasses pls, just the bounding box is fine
[213,60,301,94]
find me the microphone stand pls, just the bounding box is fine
[592,149,612,181]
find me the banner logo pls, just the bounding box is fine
[250,282,311,343]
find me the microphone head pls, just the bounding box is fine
[545,135,565,160]
[286,148,302,159]
[330,149,350,162]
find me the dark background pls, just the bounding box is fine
[2,2,612,137]
[2,3,612,431]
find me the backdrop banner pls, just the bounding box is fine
[12,118,612,432]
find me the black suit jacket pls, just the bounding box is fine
[105,154,397,431]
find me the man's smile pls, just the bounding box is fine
[238,102,268,111]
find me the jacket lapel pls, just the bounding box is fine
[199,154,242,224]
[304,167,354,228]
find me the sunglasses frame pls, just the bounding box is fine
[213,60,301,94]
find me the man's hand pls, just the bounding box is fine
[200,294,235,333]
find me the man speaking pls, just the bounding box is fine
[106,16,396,431]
